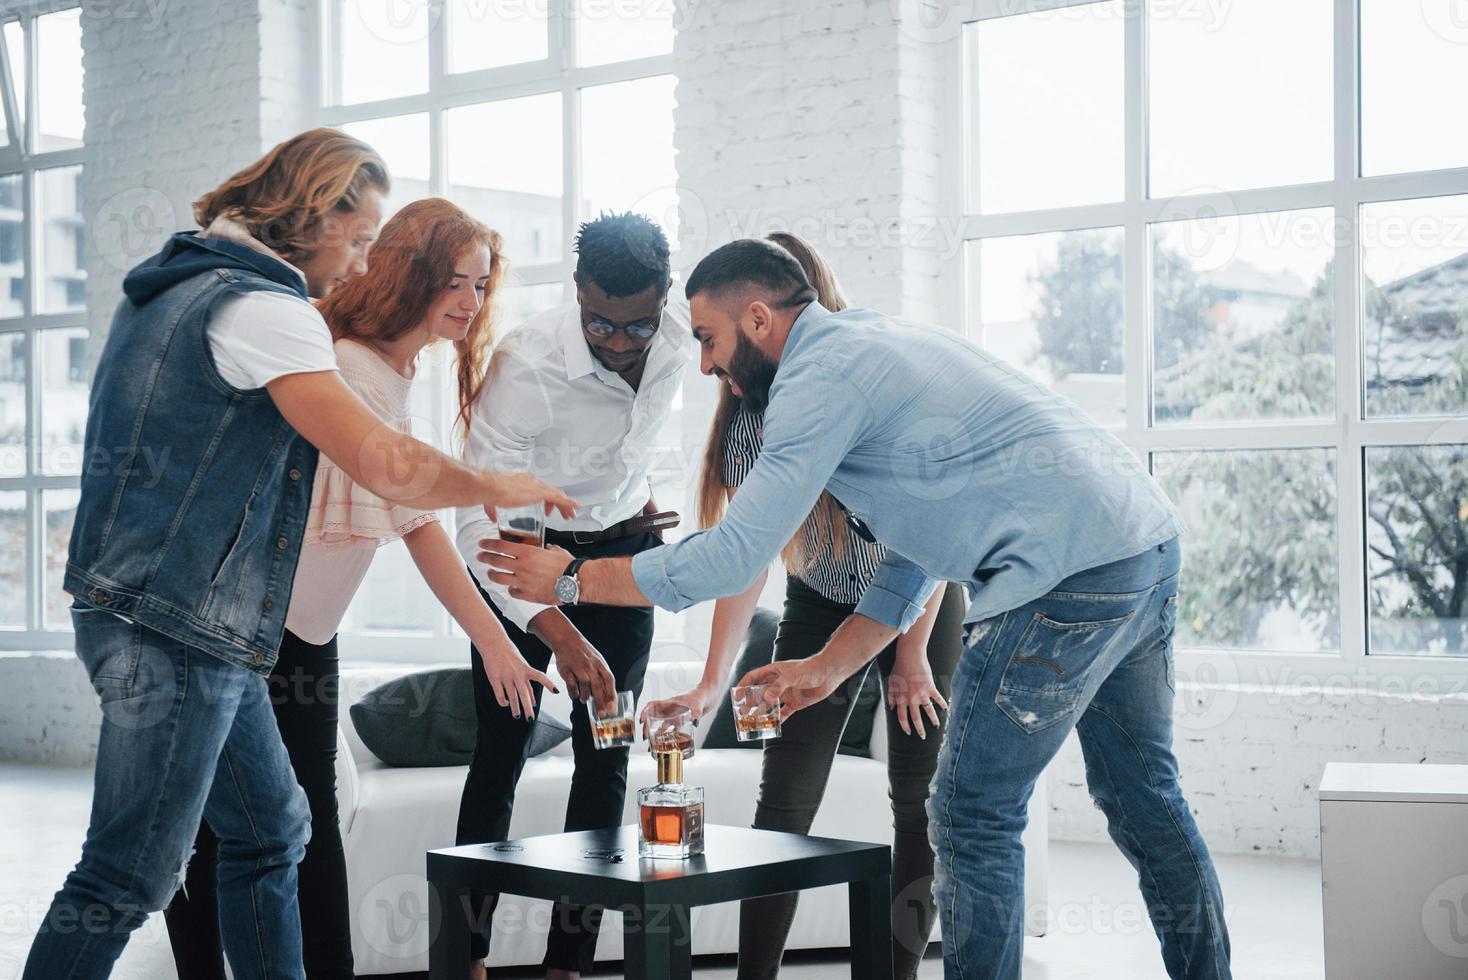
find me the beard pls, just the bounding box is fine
[727,329,780,414]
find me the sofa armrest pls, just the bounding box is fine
[335,722,360,838]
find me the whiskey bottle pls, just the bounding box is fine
[637,748,704,859]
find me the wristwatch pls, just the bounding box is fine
[555,558,588,606]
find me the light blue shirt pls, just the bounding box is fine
[631,303,1185,631]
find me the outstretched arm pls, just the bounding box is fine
[268,370,576,516]
[401,521,557,720]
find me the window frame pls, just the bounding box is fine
[311,0,678,663]
[952,0,1468,683]
[0,5,88,651]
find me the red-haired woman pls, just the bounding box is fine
[163,198,557,980]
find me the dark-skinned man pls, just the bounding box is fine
[454,212,691,980]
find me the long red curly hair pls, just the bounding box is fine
[316,197,506,440]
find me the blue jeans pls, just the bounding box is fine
[23,609,311,980]
[929,539,1230,979]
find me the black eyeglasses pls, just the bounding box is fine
[583,310,663,341]
[831,495,877,544]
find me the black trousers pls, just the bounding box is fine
[163,628,354,980]
[455,532,658,972]
[738,577,968,980]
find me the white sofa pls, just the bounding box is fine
[335,661,1049,976]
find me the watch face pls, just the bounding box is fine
[555,575,579,604]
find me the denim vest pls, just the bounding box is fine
[64,232,321,675]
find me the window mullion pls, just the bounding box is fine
[429,104,444,199]
[561,0,580,257]
[1122,0,1147,445]
[22,15,35,156]
[427,0,445,93]
[1333,0,1367,665]
[24,325,38,632]
[0,19,19,150]
[556,0,574,74]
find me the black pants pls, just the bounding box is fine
[456,532,658,972]
[163,628,354,980]
[738,578,968,980]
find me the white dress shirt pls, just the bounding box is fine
[456,300,693,630]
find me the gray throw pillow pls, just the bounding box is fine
[350,667,570,767]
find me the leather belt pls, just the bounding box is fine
[545,511,681,547]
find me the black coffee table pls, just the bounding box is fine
[427,824,893,979]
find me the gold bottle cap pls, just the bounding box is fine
[655,748,683,784]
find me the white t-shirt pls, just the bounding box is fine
[285,339,439,644]
[207,291,338,390]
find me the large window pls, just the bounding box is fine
[961,0,1468,672]
[0,7,86,648]
[316,1,681,659]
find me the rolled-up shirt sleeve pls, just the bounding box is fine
[855,550,940,632]
[632,357,870,610]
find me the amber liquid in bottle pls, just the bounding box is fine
[637,750,704,858]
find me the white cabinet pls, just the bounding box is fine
[1319,763,1468,979]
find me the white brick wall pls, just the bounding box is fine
[1046,680,1468,857]
[0,652,103,766]
[673,0,955,320]
[80,0,310,364]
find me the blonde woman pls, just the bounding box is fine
[28,133,573,980]
[641,232,966,980]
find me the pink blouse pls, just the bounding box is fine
[283,339,439,644]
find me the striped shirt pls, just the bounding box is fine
[722,405,886,605]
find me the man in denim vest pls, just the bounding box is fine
[25,130,574,980]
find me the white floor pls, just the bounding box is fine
[0,762,1325,979]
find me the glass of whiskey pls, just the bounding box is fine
[590,690,636,749]
[643,702,696,760]
[496,504,545,548]
[638,737,704,859]
[730,684,783,741]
